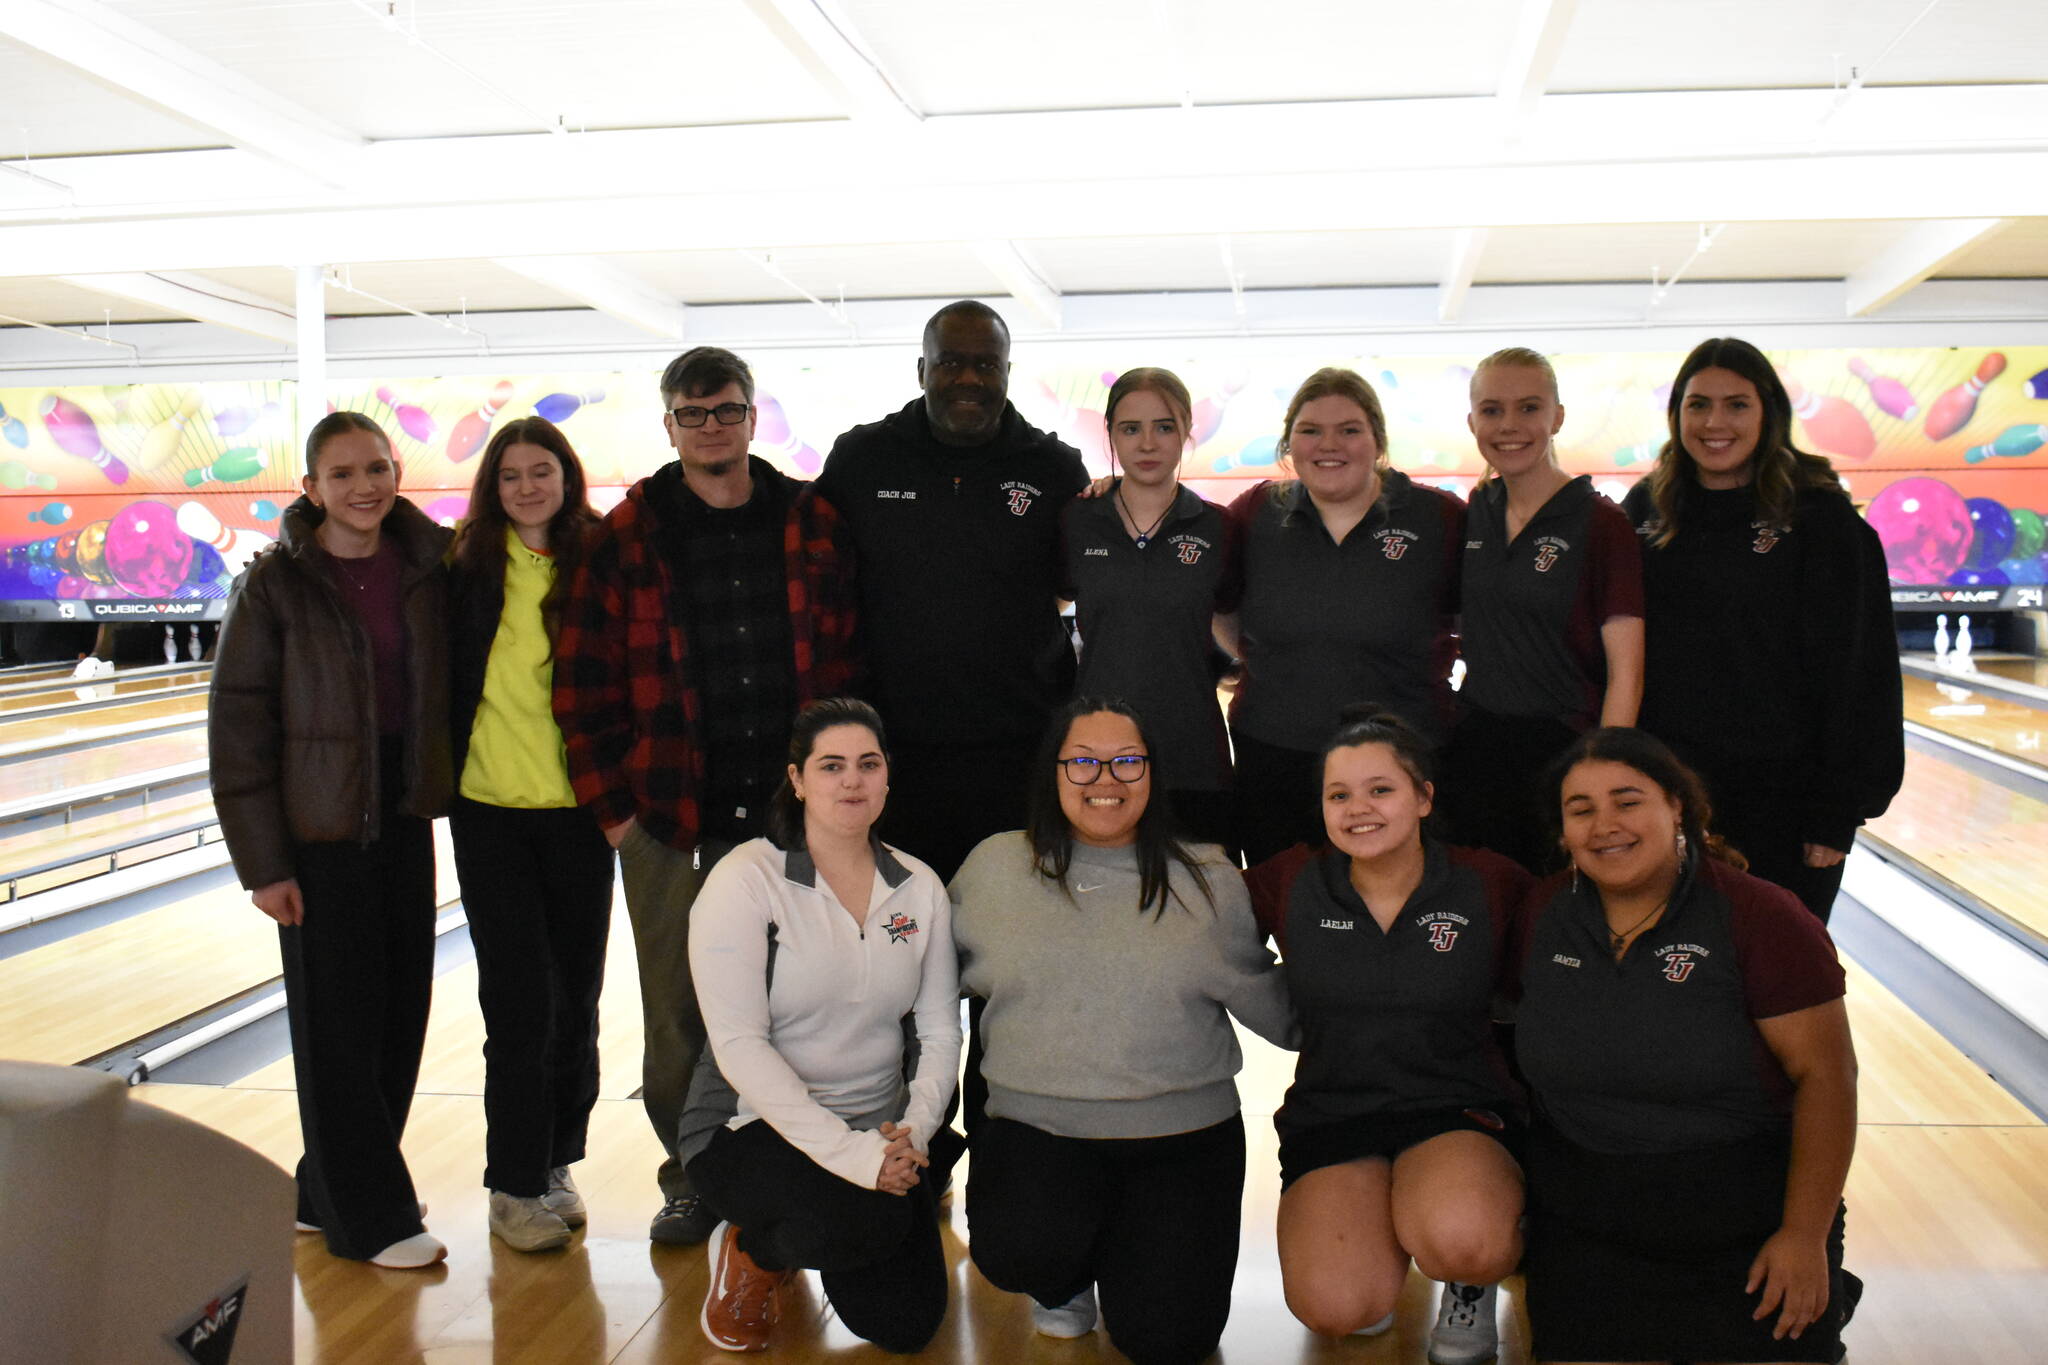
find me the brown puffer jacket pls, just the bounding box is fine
[208,495,453,890]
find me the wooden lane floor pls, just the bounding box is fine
[0,665,210,714]
[0,689,206,758]
[1866,745,2048,943]
[132,890,2048,1365]
[0,728,205,813]
[1902,670,2048,769]
[0,823,460,1068]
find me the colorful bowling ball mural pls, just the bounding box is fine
[1867,477,1975,583]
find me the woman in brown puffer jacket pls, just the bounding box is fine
[208,410,453,1269]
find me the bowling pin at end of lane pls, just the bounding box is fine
[1933,613,1951,668]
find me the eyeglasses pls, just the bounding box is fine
[1058,754,1149,785]
[669,402,752,428]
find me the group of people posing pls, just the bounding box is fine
[207,300,1904,1365]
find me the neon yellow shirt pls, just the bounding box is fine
[461,527,577,808]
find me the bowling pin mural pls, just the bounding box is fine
[136,390,205,473]
[1846,358,1918,420]
[421,495,469,527]
[1785,382,1875,462]
[534,388,605,423]
[38,395,130,484]
[1963,424,2048,464]
[184,447,269,487]
[249,499,282,521]
[0,460,57,491]
[2028,368,2048,401]
[448,381,514,462]
[376,386,437,442]
[1925,353,2007,441]
[1611,441,1661,467]
[213,404,262,438]
[0,400,27,449]
[176,501,273,576]
[30,503,70,526]
[752,393,821,474]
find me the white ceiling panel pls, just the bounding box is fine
[0,277,190,326]
[1027,229,1456,294]
[1554,0,2048,93]
[840,0,1517,115]
[1477,219,1924,284]
[0,34,219,157]
[1936,218,2048,277]
[101,0,841,140]
[623,243,996,304]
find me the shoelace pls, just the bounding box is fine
[1444,1286,1485,1329]
[725,1265,783,1327]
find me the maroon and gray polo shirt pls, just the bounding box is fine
[1459,475,1643,729]
[1225,470,1464,750]
[1249,840,1531,1142]
[1512,855,1847,1156]
[1061,484,1234,793]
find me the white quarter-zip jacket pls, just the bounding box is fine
[690,835,961,1189]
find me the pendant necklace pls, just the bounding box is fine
[1117,484,1171,549]
[1607,898,1668,955]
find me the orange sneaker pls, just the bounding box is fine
[700,1221,791,1353]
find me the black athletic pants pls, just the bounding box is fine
[690,1120,965,1354]
[1439,707,1579,875]
[879,741,1035,883]
[448,796,614,1197]
[1708,784,1851,923]
[280,742,436,1260]
[968,1114,1246,1365]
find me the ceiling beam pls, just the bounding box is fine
[493,256,687,339]
[972,241,1061,329]
[53,270,296,343]
[1,0,366,184]
[4,150,2042,280]
[1438,228,1489,323]
[1845,218,2014,316]
[1496,0,1579,122]
[740,0,920,124]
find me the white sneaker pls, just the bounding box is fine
[1353,1311,1395,1336]
[1428,1282,1498,1365]
[369,1231,448,1269]
[490,1190,572,1251]
[1031,1285,1099,1338]
[543,1165,587,1228]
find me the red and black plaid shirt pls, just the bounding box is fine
[552,463,859,851]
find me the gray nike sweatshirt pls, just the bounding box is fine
[951,832,1296,1139]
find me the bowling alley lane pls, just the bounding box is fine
[0,689,204,758]
[0,666,210,714]
[0,728,205,810]
[1972,656,2048,690]
[1865,744,2048,944]
[1900,669,2048,769]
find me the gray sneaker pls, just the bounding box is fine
[490,1191,572,1252]
[543,1166,586,1228]
[651,1192,718,1246]
[1428,1282,1498,1365]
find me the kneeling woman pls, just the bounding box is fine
[952,698,1293,1365]
[686,698,962,1354]
[1250,707,1529,1362]
[1516,728,1857,1364]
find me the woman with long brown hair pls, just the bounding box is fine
[446,415,613,1251]
[1622,338,1902,920]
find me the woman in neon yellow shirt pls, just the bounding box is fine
[448,416,609,1252]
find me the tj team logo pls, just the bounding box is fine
[1178,542,1202,565]
[1751,521,1784,554]
[1427,922,1460,952]
[884,913,920,944]
[1376,528,1419,561]
[1001,480,1044,516]
[1532,536,1570,573]
[1661,952,1697,982]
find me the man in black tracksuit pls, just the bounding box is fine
[817,300,1088,882]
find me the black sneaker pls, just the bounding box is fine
[650,1193,718,1246]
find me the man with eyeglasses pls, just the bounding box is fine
[817,300,1088,883]
[554,345,857,1247]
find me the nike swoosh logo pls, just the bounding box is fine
[1076,883,1105,893]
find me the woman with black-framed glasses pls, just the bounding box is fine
[951,697,1294,1365]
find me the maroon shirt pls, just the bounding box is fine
[325,538,407,735]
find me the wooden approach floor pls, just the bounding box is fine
[131,888,2048,1365]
